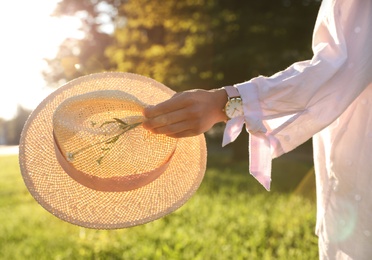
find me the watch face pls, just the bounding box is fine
[225,98,243,119]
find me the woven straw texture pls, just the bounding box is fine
[19,72,207,229]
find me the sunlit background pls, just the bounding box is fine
[0,0,82,120]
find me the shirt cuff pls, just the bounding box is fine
[221,82,272,191]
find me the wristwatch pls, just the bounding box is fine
[223,85,243,119]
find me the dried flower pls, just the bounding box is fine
[66,117,142,165]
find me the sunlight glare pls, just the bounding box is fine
[0,0,83,120]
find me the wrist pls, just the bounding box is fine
[208,88,229,122]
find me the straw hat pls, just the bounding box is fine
[19,72,207,229]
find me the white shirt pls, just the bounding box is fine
[224,0,372,258]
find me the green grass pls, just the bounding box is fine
[0,154,318,260]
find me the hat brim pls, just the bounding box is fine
[19,72,206,229]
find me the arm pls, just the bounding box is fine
[144,0,372,190]
[236,0,372,190]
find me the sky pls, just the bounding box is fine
[0,0,83,120]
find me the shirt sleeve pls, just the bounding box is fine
[231,0,372,190]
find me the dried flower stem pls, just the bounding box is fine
[66,118,142,165]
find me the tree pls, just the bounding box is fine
[43,0,122,85]
[106,0,321,91]
[46,0,320,89]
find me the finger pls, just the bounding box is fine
[149,119,195,136]
[166,129,203,138]
[143,93,188,118]
[142,109,185,130]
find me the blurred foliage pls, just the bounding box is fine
[45,0,321,90]
[43,0,120,85]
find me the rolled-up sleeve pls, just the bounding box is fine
[234,0,372,190]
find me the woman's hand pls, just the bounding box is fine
[142,88,228,138]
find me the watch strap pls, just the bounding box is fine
[224,85,240,98]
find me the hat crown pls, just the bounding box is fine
[53,90,177,191]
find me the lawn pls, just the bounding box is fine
[0,149,318,260]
